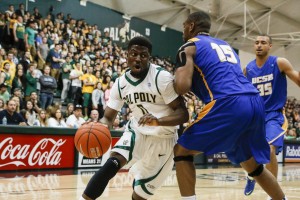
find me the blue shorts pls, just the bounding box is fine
[178,95,270,165]
[265,110,287,154]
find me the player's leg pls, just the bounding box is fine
[174,143,200,199]
[265,111,287,179]
[131,136,175,200]
[80,128,136,200]
[81,152,127,200]
[241,157,286,200]
[266,145,278,178]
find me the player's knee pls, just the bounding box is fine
[110,152,127,167]
[248,164,264,177]
[173,143,189,156]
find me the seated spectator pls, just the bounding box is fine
[63,103,74,119]
[119,112,132,128]
[19,109,30,126]
[295,122,300,138]
[47,107,67,127]
[25,100,36,126]
[0,98,5,111]
[11,96,21,113]
[66,104,85,128]
[0,83,9,103]
[29,91,42,113]
[112,117,124,131]
[0,61,12,93]
[0,99,26,125]
[88,109,99,122]
[286,128,297,139]
[1,51,16,88]
[33,109,48,127]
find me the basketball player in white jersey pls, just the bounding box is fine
[79,36,189,200]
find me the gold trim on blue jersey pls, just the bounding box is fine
[183,100,216,133]
[268,111,288,144]
[194,64,214,102]
[188,37,200,42]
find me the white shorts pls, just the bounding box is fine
[111,127,176,199]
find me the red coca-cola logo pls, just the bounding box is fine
[0,134,75,170]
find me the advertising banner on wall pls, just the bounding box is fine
[207,152,231,164]
[284,143,300,163]
[0,134,75,170]
[76,137,120,168]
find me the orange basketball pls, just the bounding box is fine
[74,122,112,158]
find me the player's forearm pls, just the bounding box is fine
[158,108,189,126]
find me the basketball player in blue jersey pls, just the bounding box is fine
[173,11,287,200]
[243,34,300,198]
[79,37,189,200]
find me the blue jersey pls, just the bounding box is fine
[188,35,258,104]
[245,56,287,112]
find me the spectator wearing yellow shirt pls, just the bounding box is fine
[81,65,97,120]
[1,51,16,89]
[0,61,11,93]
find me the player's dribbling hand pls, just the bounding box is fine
[138,113,159,126]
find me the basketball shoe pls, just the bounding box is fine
[244,176,256,196]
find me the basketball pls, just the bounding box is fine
[74,122,112,158]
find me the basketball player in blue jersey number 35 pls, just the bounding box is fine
[173,11,287,200]
[79,36,189,200]
[243,34,300,198]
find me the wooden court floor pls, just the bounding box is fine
[0,163,299,200]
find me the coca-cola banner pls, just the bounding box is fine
[0,134,75,170]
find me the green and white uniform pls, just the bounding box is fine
[107,63,178,199]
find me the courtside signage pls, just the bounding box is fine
[77,137,119,168]
[0,134,75,170]
[284,144,300,163]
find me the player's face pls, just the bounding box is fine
[254,36,272,57]
[128,45,150,78]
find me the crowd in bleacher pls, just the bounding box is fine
[0,3,299,139]
[284,98,300,139]
[0,3,175,129]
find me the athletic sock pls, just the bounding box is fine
[83,157,121,199]
[182,195,196,200]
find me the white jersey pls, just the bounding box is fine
[107,63,178,138]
